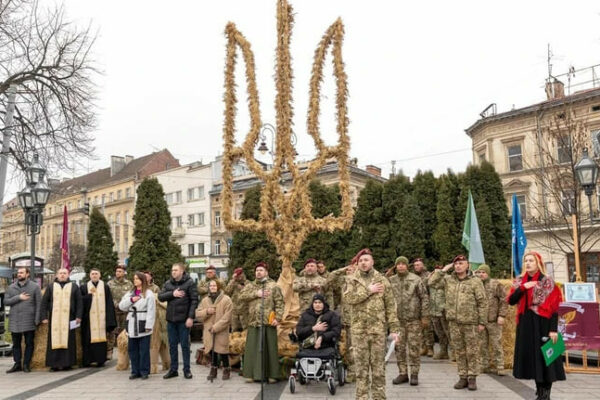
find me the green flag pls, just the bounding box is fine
[462,190,485,270]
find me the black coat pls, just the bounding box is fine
[158,273,198,323]
[296,304,341,349]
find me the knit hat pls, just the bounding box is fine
[233,267,244,277]
[395,256,409,266]
[476,264,491,275]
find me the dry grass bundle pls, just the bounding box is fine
[29,323,48,370]
[229,330,247,355]
[500,279,517,369]
[115,330,129,371]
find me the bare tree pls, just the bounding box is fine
[0,0,98,174]
[47,239,86,271]
[526,104,600,265]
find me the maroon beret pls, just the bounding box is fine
[452,255,467,264]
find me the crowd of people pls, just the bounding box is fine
[3,249,565,400]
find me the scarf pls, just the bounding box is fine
[88,280,107,343]
[509,271,562,324]
[51,281,72,349]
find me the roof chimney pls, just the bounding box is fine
[110,155,126,177]
[545,78,565,100]
[365,165,381,177]
[124,155,134,164]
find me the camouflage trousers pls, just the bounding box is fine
[343,324,354,379]
[108,309,128,353]
[431,315,449,349]
[448,321,480,377]
[422,321,434,351]
[352,331,386,400]
[395,320,422,375]
[479,322,504,370]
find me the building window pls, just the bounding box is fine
[215,211,221,227]
[117,190,122,200]
[188,214,195,227]
[126,188,131,198]
[94,196,99,205]
[197,212,204,226]
[165,193,174,205]
[109,192,114,202]
[124,211,129,225]
[557,136,571,164]
[567,252,600,283]
[215,240,221,255]
[561,190,575,215]
[515,194,527,221]
[116,213,121,225]
[188,244,195,256]
[124,235,129,252]
[478,152,486,163]
[187,188,196,201]
[174,216,182,228]
[77,200,81,209]
[198,186,205,199]
[508,144,523,172]
[175,191,182,204]
[198,243,205,255]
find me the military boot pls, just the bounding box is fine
[392,374,409,384]
[453,377,468,389]
[410,374,418,386]
[467,377,477,391]
[222,367,231,380]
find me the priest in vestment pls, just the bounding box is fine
[40,268,83,370]
[80,268,116,367]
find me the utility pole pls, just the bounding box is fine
[0,85,17,229]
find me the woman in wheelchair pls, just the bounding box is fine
[296,294,341,351]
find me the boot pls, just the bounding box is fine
[453,377,468,389]
[420,347,428,356]
[207,367,217,381]
[392,374,409,384]
[6,363,21,373]
[426,347,434,357]
[410,374,418,386]
[222,367,231,380]
[467,377,477,391]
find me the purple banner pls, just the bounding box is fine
[558,302,600,350]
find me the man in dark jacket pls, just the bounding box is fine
[4,267,41,373]
[158,263,198,379]
[296,294,341,350]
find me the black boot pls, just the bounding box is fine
[6,363,21,373]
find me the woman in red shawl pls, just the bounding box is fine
[508,251,565,400]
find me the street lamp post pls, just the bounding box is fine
[16,154,50,279]
[574,147,600,223]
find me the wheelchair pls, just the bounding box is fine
[288,333,345,395]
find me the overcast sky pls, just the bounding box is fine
[16,0,600,194]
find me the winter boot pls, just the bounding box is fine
[392,374,409,384]
[453,377,468,389]
[467,376,477,391]
[207,367,217,381]
[222,367,231,380]
[410,374,419,386]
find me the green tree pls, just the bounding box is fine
[228,185,279,278]
[412,170,439,264]
[395,193,426,261]
[84,207,117,277]
[433,170,463,264]
[128,178,182,284]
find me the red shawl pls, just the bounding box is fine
[508,271,562,324]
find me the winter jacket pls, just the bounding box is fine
[4,279,41,333]
[428,269,488,325]
[293,273,332,313]
[158,273,199,323]
[389,271,429,321]
[196,291,232,354]
[296,301,341,348]
[119,289,156,338]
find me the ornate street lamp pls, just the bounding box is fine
[17,154,50,279]
[574,147,599,222]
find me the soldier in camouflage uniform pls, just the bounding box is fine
[389,256,429,386]
[293,258,332,312]
[413,258,434,357]
[197,265,224,302]
[429,265,451,360]
[224,267,248,332]
[475,264,508,376]
[344,249,400,400]
[107,265,133,359]
[428,255,487,391]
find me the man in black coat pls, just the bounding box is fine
[296,294,341,350]
[158,263,198,379]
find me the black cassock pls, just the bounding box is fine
[80,281,117,367]
[40,280,83,369]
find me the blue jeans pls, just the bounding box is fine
[128,335,150,377]
[167,321,191,373]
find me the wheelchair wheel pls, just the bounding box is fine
[327,377,336,395]
[337,363,345,386]
[289,376,296,394]
[298,373,306,385]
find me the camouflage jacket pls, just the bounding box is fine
[197,277,224,300]
[414,270,431,290]
[293,273,332,312]
[389,271,429,321]
[428,269,487,325]
[224,276,248,314]
[482,278,508,322]
[326,267,353,323]
[429,281,446,317]
[107,277,133,308]
[238,278,284,327]
[343,268,400,334]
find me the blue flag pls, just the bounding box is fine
[511,194,527,276]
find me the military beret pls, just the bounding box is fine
[206,265,216,271]
[452,254,467,264]
[354,248,372,261]
[304,258,317,267]
[233,267,244,277]
[255,261,269,271]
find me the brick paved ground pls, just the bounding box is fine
[0,343,598,400]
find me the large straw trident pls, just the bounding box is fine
[221,0,354,323]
